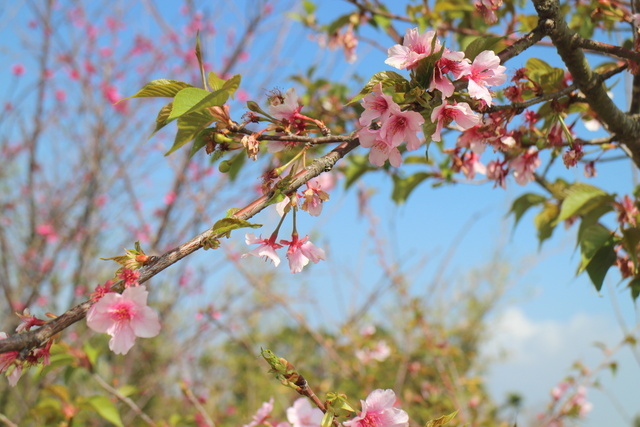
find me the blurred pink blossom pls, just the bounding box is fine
[286,398,323,427]
[11,64,25,76]
[344,389,409,427]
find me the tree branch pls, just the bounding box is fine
[0,138,361,354]
[533,0,640,167]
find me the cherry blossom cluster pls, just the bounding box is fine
[242,389,408,427]
[357,27,507,170]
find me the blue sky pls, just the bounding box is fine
[1,1,639,426]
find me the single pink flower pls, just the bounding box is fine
[35,223,58,243]
[286,398,324,427]
[430,102,480,142]
[460,50,506,106]
[86,286,161,355]
[300,180,330,217]
[430,49,468,97]
[358,127,402,167]
[269,88,302,122]
[344,389,409,427]
[242,233,283,267]
[385,28,442,70]
[379,108,425,151]
[243,398,275,427]
[11,64,25,76]
[359,83,400,127]
[486,159,509,189]
[510,147,540,185]
[615,195,639,227]
[280,234,326,274]
[460,152,486,179]
[457,126,486,154]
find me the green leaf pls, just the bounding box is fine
[151,102,173,137]
[190,128,215,158]
[207,72,226,91]
[86,396,124,427]
[509,193,547,228]
[348,71,409,105]
[629,276,640,301]
[558,182,614,222]
[463,36,505,61]
[585,243,616,292]
[168,88,229,121]
[211,218,262,238]
[226,150,247,181]
[526,58,553,74]
[221,74,242,96]
[166,109,215,156]
[392,173,431,204]
[577,223,614,274]
[621,227,640,271]
[83,341,100,367]
[425,411,458,427]
[302,0,316,14]
[534,201,560,247]
[123,79,193,100]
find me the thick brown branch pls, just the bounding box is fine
[0,138,361,354]
[533,0,640,167]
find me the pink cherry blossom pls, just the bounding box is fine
[0,332,19,386]
[510,147,540,185]
[430,49,468,97]
[269,88,302,122]
[280,234,326,274]
[460,152,486,179]
[300,180,330,216]
[486,159,509,189]
[86,285,161,355]
[385,28,442,70]
[11,64,25,76]
[379,108,425,151]
[359,83,399,127]
[355,340,392,364]
[358,127,402,167]
[243,398,275,427]
[460,50,506,106]
[286,398,324,427]
[242,233,283,267]
[615,195,639,227]
[35,223,59,243]
[430,101,480,142]
[344,389,409,427]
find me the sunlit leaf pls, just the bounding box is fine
[165,109,215,156]
[211,218,261,238]
[123,79,193,100]
[509,193,547,228]
[168,88,228,120]
[86,396,124,427]
[557,182,614,222]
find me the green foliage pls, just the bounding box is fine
[392,172,433,204]
[348,71,410,105]
[509,192,547,228]
[211,218,262,238]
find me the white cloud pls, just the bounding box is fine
[481,307,639,427]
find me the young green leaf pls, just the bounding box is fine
[123,79,193,100]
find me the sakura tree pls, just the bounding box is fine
[1,0,639,425]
